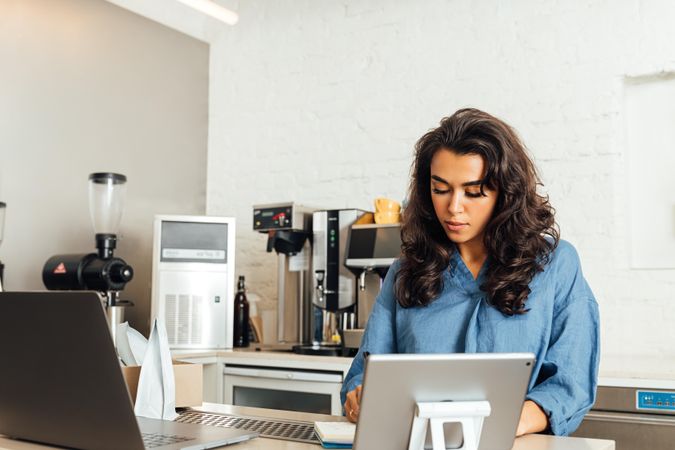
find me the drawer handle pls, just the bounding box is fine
[585,411,675,426]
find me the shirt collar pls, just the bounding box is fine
[448,247,488,296]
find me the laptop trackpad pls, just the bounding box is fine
[137,416,257,449]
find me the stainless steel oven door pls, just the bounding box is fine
[572,385,675,449]
[574,410,675,449]
[223,365,344,415]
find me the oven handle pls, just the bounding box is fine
[224,366,343,383]
[585,411,675,426]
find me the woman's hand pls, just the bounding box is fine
[516,400,548,436]
[345,390,546,432]
[344,385,363,423]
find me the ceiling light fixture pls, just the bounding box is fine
[176,0,239,26]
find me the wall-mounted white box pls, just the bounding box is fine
[624,75,675,269]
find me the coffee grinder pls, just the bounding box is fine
[0,202,6,292]
[42,173,134,344]
[253,202,316,347]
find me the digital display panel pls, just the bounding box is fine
[161,221,228,263]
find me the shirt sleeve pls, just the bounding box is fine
[340,261,399,409]
[526,242,601,436]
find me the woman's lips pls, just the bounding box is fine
[445,221,468,232]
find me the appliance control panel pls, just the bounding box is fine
[253,205,294,231]
[636,390,675,412]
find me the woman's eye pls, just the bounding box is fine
[432,188,449,194]
[465,190,483,198]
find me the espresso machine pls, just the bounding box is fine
[310,209,372,352]
[253,202,316,347]
[0,202,6,292]
[342,222,402,349]
[42,173,134,344]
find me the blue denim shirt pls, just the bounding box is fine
[340,240,600,436]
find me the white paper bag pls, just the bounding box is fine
[133,319,178,420]
[116,322,148,366]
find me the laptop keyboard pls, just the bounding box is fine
[175,410,319,444]
[142,432,194,448]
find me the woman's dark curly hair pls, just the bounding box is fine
[395,108,559,315]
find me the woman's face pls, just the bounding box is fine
[429,148,498,248]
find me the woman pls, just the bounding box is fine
[341,108,600,437]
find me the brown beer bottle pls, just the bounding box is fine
[233,275,250,347]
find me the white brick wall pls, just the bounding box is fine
[126,0,675,378]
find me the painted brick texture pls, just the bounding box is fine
[205,1,675,378]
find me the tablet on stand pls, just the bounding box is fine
[354,353,535,450]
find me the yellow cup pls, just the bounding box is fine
[374,211,401,224]
[374,197,401,213]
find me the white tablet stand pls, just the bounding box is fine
[407,401,491,450]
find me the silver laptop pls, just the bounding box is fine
[0,291,258,450]
[354,353,535,450]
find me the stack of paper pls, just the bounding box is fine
[314,421,355,449]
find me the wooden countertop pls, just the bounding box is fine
[0,403,615,450]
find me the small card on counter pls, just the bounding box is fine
[314,421,355,449]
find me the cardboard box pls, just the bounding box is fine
[121,361,203,408]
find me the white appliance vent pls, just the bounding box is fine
[165,294,203,345]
